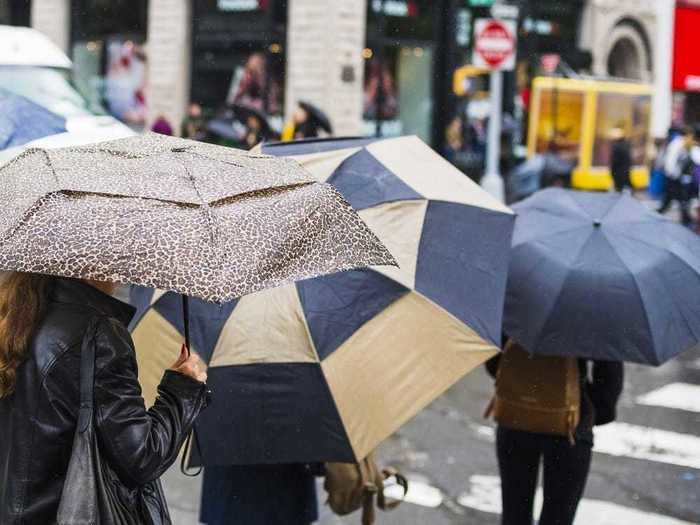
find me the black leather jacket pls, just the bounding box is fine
[0,278,208,524]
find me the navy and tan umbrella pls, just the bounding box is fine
[504,188,700,365]
[130,136,515,465]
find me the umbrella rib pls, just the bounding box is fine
[528,229,593,353]
[185,149,245,169]
[174,155,224,293]
[512,224,591,249]
[599,231,655,364]
[609,229,700,346]
[176,155,218,246]
[0,148,61,244]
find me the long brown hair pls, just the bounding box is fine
[0,273,55,398]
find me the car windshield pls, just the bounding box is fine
[0,66,106,118]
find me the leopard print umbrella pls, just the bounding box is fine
[0,133,395,302]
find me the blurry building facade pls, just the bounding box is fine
[579,0,674,137]
[12,0,677,147]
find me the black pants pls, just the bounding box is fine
[496,426,592,525]
[658,178,692,226]
[612,170,629,193]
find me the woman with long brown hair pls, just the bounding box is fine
[0,273,208,524]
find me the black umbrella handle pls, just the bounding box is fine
[182,295,191,357]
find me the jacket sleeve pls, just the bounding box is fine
[93,316,208,487]
[588,360,624,426]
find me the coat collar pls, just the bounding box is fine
[52,277,136,326]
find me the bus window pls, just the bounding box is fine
[534,88,584,162]
[592,93,651,168]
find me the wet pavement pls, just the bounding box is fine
[162,192,700,524]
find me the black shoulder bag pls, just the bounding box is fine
[57,319,172,525]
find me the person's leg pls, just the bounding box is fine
[496,427,541,525]
[539,437,593,525]
[612,172,624,193]
[657,193,672,213]
[658,178,678,213]
[680,182,693,226]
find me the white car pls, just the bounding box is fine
[0,25,133,164]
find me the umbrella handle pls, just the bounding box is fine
[182,295,191,357]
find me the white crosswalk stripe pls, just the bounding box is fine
[384,479,443,508]
[593,421,700,470]
[456,475,695,525]
[470,419,700,470]
[636,383,700,413]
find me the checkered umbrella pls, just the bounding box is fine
[130,136,515,465]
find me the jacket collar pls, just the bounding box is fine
[52,278,136,326]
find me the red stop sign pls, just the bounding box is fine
[475,20,515,69]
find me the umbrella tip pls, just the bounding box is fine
[593,220,602,228]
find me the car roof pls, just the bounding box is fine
[0,25,71,69]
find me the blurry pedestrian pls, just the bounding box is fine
[182,102,206,141]
[229,52,281,115]
[658,126,696,226]
[243,114,266,148]
[485,339,623,525]
[200,464,319,525]
[0,273,208,523]
[649,137,668,200]
[443,115,466,164]
[282,101,333,141]
[609,127,631,192]
[151,114,174,136]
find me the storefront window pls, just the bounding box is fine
[191,0,286,129]
[364,0,436,141]
[592,92,651,167]
[70,0,148,127]
[534,88,584,162]
[0,1,30,26]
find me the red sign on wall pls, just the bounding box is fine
[673,5,700,91]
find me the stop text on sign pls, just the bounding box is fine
[472,18,517,71]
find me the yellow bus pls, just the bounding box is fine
[527,77,653,190]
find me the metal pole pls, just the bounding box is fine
[481,69,505,202]
[375,0,385,138]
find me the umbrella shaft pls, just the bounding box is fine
[182,295,191,356]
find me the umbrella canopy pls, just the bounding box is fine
[0,88,66,150]
[0,133,394,302]
[299,100,333,134]
[232,103,276,139]
[206,118,242,141]
[130,135,515,465]
[508,154,573,201]
[504,188,700,365]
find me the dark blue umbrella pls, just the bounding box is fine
[504,188,700,365]
[0,88,66,150]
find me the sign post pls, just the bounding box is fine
[473,17,517,202]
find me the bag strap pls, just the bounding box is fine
[180,430,202,477]
[377,468,408,511]
[77,318,100,433]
